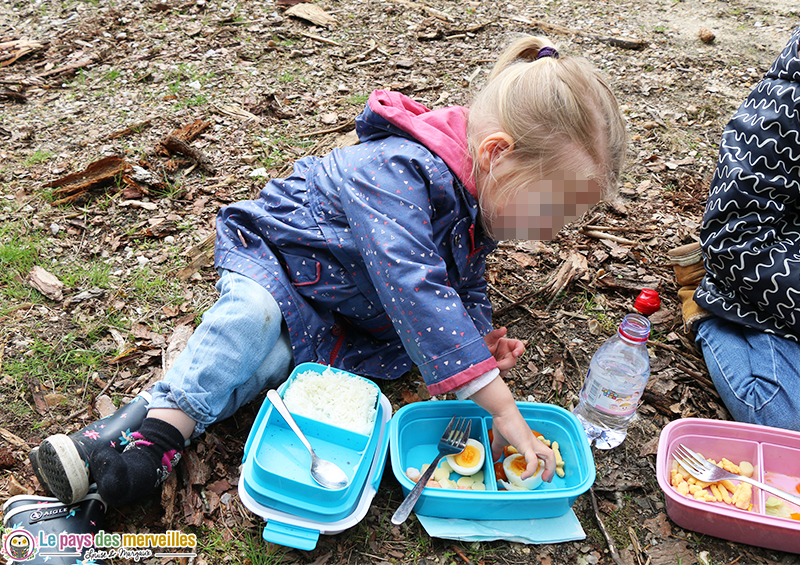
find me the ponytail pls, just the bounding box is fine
[467,35,627,213]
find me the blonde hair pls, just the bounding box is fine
[467,35,627,214]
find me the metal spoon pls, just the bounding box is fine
[267,389,349,490]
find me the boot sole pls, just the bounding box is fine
[37,434,90,505]
[28,446,52,493]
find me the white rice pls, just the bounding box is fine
[282,367,379,436]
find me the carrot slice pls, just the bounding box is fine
[494,460,507,482]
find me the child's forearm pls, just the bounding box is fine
[468,375,519,419]
[468,377,557,481]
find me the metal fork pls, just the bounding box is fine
[674,444,800,507]
[391,416,472,525]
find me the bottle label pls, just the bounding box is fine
[592,386,642,416]
[583,370,643,416]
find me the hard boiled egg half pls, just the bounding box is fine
[445,438,485,476]
[499,453,544,491]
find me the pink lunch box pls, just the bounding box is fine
[656,418,800,555]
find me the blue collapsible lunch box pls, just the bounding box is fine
[239,363,596,550]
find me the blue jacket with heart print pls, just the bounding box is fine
[214,91,499,395]
[696,26,800,341]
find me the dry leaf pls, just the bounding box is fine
[0,427,27,448]
[95,394,116,418]
[165,325,193,373]
[285,3,336,27]
[401,389,423,404]
[508,251,537,268]
[27,266,64,301]
[7,474,29,496]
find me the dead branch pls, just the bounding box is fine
[582,229,638,246]
[298,118,356,137]
[177,234,216,281]
[45,156,131,205]
[24,54,99,84]
[102,118,154,141]
[162,136,216,174]
[522,18,648,50]
[0,88,26,102]
[590,488,626,565]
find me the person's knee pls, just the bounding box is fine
[216,270,283,327]
[697,318,800,432]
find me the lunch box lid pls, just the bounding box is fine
[240,363,385,523]
[238,391,391,550]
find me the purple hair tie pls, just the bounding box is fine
[536,46,559,60]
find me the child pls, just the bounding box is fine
[37,35,627,506]
[671,26,800,431]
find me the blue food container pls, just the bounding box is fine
[240,363,595,550]
[239,362,389,549]
[389,400,595,520]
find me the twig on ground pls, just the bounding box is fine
[515,17,648,50]
[646,339,705,366]
[488,282,540,319]
[65,374,116,420]
[386,0,452,21]
[590,487,626,565]
[298,118,356,137]
[451,545,474,565]
[162,136,216,174]
[300,32,340,46]
[582,229,638,246]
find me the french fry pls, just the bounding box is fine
[551,441,566,478]
[670,455,752,512]
[720,458,741,475]
[732,483,753,510]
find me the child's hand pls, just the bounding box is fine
[491,410,556,482]
[468,377,557,482]
[484,327,525,376]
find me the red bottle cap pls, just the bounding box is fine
[635,289,661,315]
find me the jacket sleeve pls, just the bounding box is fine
[336,144,498,395]
[697,26,800,337]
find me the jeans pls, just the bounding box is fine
[695,317,800,432]
[149,270,294,437]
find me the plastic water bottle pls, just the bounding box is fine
[573,313,651,449]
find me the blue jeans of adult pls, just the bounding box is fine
[149,269,294,437]
[695,317,800,432]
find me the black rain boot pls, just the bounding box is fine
[2,486,108,564]
[33,390,151,505]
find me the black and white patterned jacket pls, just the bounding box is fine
[696,26,800,342]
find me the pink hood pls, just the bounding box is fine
[366,90,477,198]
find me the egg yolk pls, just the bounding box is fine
[506,454,541,478]
[507,455,528,477]
[454,444,481,468]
